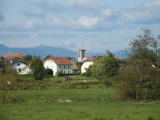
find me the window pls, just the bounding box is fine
[17,63,20,66]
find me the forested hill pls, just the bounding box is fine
[0,44,77,58]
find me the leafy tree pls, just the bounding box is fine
[56,70,63,77]
[106,50,114,57]
[45,69,53,76]
[44,55,53,60]
[85,51,120,86]
[13,57,21,60]
[119,29,160,101]
[30,57,45,80]
[92,55,119,79]
[0,60,5,73]
[24,54,32,62]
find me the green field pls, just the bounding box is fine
[0,76,160,120]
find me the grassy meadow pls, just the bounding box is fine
[0,75,160,120]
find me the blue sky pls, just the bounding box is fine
[0,0,160,52]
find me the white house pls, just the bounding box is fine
[81,56,99,73]
[19,65,31,75]
[10,61,28,73]
[44,57,73,76]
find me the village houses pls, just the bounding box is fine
[43,57,73,76]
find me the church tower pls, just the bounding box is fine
[78,49,86,63]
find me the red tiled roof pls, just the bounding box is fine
[47,57,73,65]
[70,61,78,70]
[3,53,25,60]
[85,56,99,61]
[114,56,119,59]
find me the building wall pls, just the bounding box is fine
[11,62,27,73]
[19,67,31,75]
[44,60,73,76]
[44,60,57,76]
[81,61,93,73]
[57,65,73,74]
[78,49,86,63]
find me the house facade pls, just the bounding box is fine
[44,57,73,76]
[10,61,28,73]
[81,56,99,73]
[70,60,79,74]
[19,66,31,75]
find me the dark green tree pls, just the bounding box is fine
[30,57,45,80]
[85,51,120,86]
[24,54,32,62]
[44,55,53,60]
[91,55,119,83]
[119,29,160,101]
[0,61,5,73]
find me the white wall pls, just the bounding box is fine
[44,60,57,76]
[81,61,93,73]
[19,66,31,75]
[11,62,27,73]
[57,64,73,74]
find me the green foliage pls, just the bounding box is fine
[77,63,82,73]
[45,69,53,76]
[119,29,160,101]
[44,54,53,60]
[56,70,63,77]
[30,57,45,80]
[13,57,21,60]
[85,54,119,86]
[24,54,32,62]
[0,71,20,104]
[92,56,119,79]
[0,60,5,73]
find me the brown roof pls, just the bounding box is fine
[70,61,78,70]
[85,56,99,61]
[114,56,119,59]
[47,57,73,65]
[3,53,25,60]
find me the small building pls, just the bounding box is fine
[70,61,79,74]
[44,57,73,76]
[81,56,99,73]
[10,61,28,73]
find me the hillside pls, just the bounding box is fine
[0,44,126,59]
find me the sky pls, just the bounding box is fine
[0,0,160,52]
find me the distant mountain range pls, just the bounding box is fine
[0,44,127,59]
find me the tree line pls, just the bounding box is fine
[84,29,160,101]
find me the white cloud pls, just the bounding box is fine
[121,0,160,24]
[68,0,97,7]
[146,0,160,6]
[26,21,34,28]
[101,8,112,17]
[71,16,101,28]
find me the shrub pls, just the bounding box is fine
[30,57,45,80]
[56,71,63,77]
[45,69,53,76]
